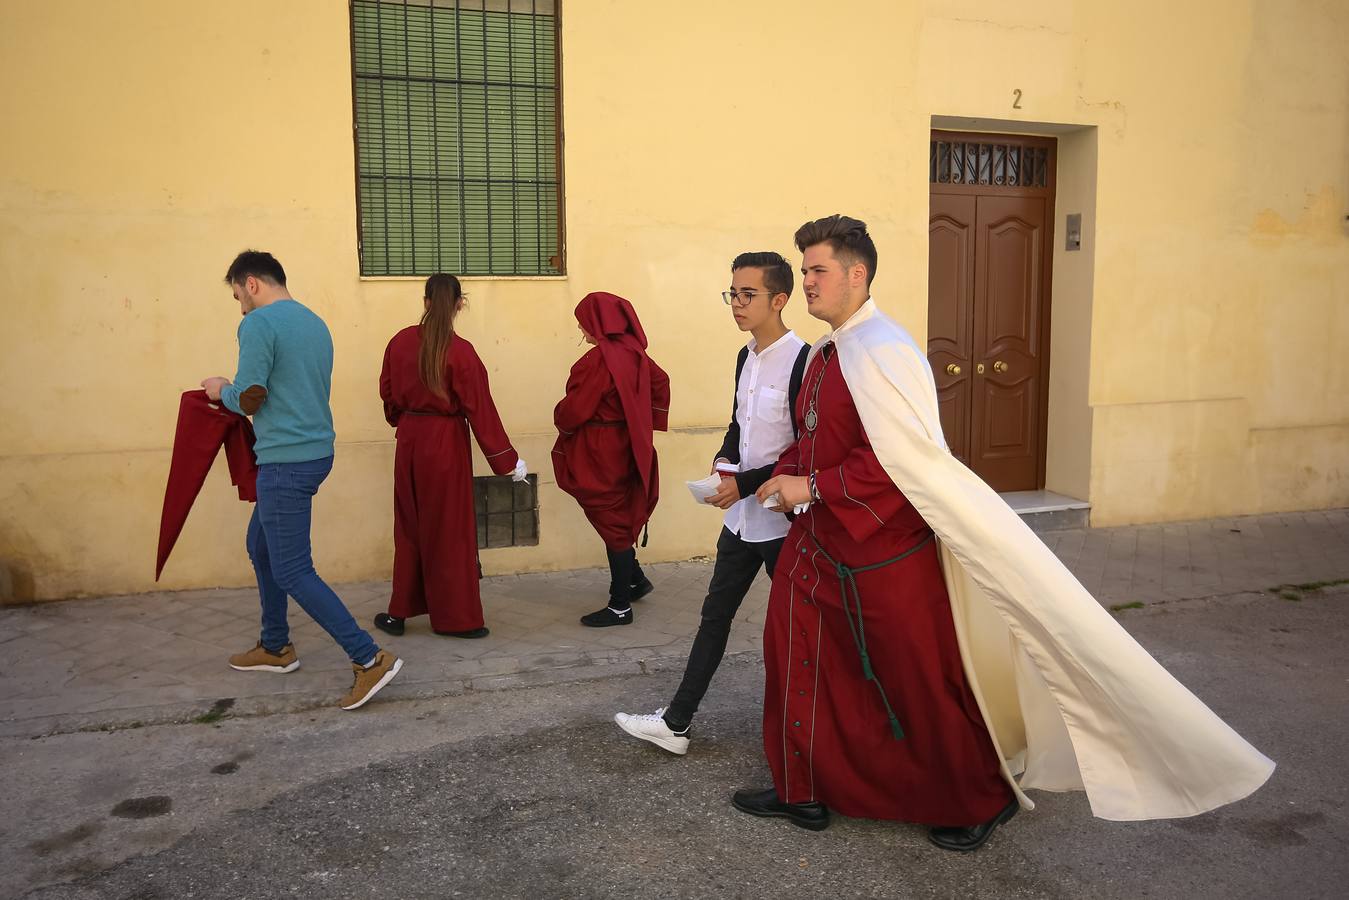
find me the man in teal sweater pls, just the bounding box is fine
[201,250,402,710]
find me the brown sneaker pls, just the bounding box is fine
[228,642,300,673]
[339,650,403,710]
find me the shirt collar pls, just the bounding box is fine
[747,329,799,356]
[830,297,876,338]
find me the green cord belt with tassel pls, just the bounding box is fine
[804,529,935,742]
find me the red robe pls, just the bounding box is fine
[156,390,257,580]
[380,328,518,632]
[552,293,670,550]
[764,343,1012,826]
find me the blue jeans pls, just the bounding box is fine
[246,456,379,666]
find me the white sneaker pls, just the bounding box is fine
[614,707,690,756]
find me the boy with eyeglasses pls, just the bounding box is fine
[614,251,809,754]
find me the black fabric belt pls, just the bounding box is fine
[805,529,935,742]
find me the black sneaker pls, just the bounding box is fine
[373,613,405,636]
[629,577,655,602]
[581,606,633,627]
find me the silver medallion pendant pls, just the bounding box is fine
[804,407,818,432]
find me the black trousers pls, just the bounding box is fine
[664,527,783,731]
[606,547,646,607]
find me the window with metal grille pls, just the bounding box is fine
[351,0,563,276]
[475,474,539,548]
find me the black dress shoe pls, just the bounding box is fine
[928,798,1019,851]
[580,606,633,627]
[731,787,830,831]
[373,613,405,636]
[629,577,655,602]
[433,626,490,639]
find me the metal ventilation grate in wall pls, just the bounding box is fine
[475,473,539,548]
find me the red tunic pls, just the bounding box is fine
[764,343,1012,826]
[552,293,670,550]
[380,328,518,632]
[552,348,671,549]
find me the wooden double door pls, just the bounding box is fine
[927,131,1056,492]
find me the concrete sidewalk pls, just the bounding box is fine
[4,508,1347,739]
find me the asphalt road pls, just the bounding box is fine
[7,587,1347,899]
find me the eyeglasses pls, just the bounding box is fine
[721,290,774,307]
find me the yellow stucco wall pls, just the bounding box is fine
[2,0,1346,601]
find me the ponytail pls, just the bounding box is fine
[418,273,462,399]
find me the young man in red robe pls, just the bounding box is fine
[373,274,527,640]
[736,216,1016,847]
[553,292,670,627]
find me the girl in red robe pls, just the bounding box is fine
[553,292,670,627]
[375,274,525,639]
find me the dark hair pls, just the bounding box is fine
[793,215,878,287]
[419,273,463,399]
[223,250,287,286]
[730,251,793,298]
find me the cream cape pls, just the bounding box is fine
[819,299,1273,821]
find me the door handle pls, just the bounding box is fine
[945,363,962,376]
[993,360,1009,373]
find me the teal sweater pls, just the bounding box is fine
[220,299,336,464]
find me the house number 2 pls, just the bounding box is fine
[1012,89,1023,109]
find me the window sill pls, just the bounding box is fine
[359,275,569,283]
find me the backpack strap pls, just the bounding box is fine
[715,346,751,466]
[788,343,810,439]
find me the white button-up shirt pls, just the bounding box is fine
[723,330,806,543]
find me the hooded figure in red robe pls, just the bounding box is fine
[373,274,525,640]
[552,292,670,627]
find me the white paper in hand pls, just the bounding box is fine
[686,473,724,505]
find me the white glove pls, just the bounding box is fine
[792,501,812,515]
[512,459,529,483]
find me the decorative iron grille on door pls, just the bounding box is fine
[351,0,563,276]
[930,138,1049,189]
